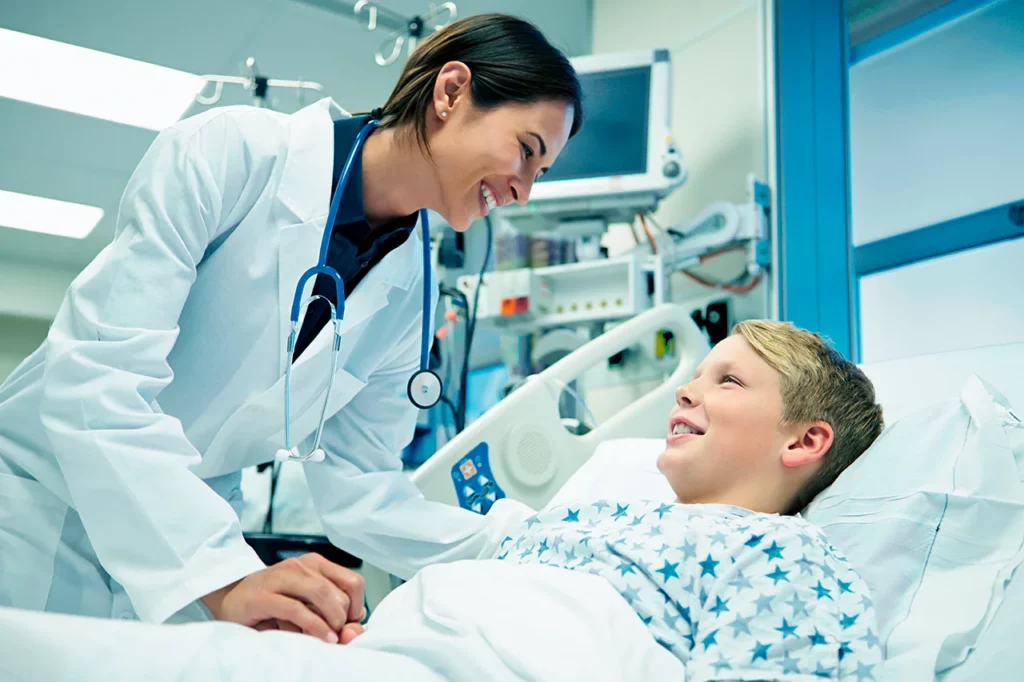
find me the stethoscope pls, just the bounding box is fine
[275,117,441,463]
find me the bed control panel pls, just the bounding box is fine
[452,442,506,514]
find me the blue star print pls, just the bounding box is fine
[754,594,774,615]
[766,565,791,585]
[762,540,785,561]
[795,554,816,575]
[492,498,881,677]
[776,618,799,639]
[787,593,809,618]
[708,596,730,616]
[808,628,827,646]
[781,650,800,674]
[728,613,752,636]
[653,503,674,519]
[855,661,876,681]
[656,560,679,582]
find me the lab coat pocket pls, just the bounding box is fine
[0,470,68,610]
[273,367,368,446]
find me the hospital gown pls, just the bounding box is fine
[493,499,882,681]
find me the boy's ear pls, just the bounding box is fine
[780,421,834,468]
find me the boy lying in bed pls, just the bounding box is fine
[0,320,886,682]
[491,320,886,680]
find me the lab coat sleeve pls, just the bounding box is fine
[303,313,532,581]
[38,117,265,624]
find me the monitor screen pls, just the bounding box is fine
[538,65,652,184]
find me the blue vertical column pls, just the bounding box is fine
[774,0,856,359]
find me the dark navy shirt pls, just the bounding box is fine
[292,115,418,361]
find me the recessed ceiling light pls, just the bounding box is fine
[0,189,104,239]
[0,27,205,130]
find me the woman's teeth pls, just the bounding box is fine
[481,183,497,211]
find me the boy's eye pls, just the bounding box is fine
[723,375,741,385]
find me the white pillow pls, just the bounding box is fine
[547,438,672,508]
[804,375,1024,680]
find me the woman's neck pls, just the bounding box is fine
[360,126,435,228]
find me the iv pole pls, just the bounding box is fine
[291,0,458,66]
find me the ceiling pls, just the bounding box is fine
[0,0,590,271]
[847,0,959,44]
[0,0,957,274]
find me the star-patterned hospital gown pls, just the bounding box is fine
[493,499,882,681]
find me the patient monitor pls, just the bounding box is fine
[501,48,686,230]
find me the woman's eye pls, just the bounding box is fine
[521,142,534,159]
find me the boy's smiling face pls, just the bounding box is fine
[658,334,831,513]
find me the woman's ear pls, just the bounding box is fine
[432,61,472,118]
[780,421,834,468]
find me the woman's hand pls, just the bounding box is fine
[201,552,366,644]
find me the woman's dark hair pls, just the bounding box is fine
[376,13,583,149]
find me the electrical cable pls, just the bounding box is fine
[638,213,658,254]
[680,269,762,293]
[457,215,493,432]
[439,395,459,438]
[263,462,281,533]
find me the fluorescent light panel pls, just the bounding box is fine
[0,189,103,239]
[0,28,205,130]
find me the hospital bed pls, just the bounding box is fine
[409,303,1024,681]
[2,305,1021,681]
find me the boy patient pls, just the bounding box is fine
[494,320,885,680]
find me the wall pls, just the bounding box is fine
[850,0,1024,363]
[0,314,49,382]
[584,0,769,422]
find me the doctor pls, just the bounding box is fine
[0,13,580,643]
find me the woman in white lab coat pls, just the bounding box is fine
[0,13,581,643]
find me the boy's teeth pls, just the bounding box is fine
[673,423,699,435]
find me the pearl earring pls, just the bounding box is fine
[440,111,447,119]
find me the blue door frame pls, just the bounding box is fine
[773,0,856,359]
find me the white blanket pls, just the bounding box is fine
[0,561,682,682]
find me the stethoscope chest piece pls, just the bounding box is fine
[407,369,442,410]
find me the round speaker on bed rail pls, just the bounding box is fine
[505,428,556,489]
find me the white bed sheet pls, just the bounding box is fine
[0,561,682,682]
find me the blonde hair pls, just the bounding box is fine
[732,320,884,514]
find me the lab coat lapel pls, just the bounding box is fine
[275,223,423,439]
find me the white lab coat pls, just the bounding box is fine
[0,98,522,625]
